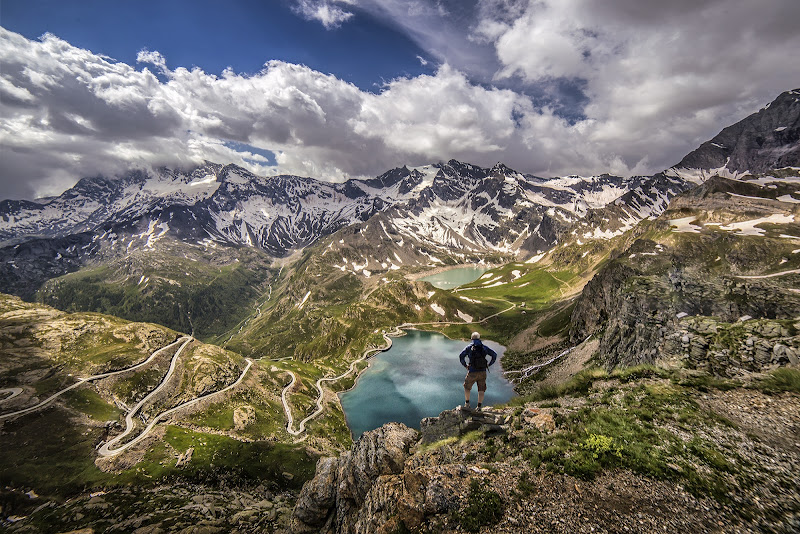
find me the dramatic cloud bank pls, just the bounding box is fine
[1,0,799,199]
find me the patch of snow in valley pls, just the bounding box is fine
[430,303,446,316]
[457,310,473,322]
[408,165,440,193]
[738,176,800,186]
[728,193,770,201]
[526,253,545,264]
[298,291,311,310]
[777,195,800,204]
[511,270,522,279]
[188,174,218,187]
[459,296,482,303]
[669,216,702,233]
[711,214,794,236]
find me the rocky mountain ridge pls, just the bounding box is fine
[671,88,800,178]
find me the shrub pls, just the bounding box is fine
[581,433,623,461]
[516,470,536,496]
[612,364,668,382]
[455,479,504,532]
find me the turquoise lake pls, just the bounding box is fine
[418,266,488,289]
[339,329,515,440]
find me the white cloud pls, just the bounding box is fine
[293,0,356,29]
[1,0,800,202]
[474,0,800,167]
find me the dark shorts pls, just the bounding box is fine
[464,370,487,392]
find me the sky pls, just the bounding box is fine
[1,0,799,200]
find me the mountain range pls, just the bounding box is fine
[4,90,798,266]
[1,89,799,533]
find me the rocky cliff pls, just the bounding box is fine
[570,175,800,372]
[676,88,800,173]
[291,422,419,533]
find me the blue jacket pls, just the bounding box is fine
[459,339,497,372]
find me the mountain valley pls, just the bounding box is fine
[1,89,799,533]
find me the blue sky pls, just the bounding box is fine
[1,0,430,91]
[1,0,799,199]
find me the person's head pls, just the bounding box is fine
[471,332,480,340]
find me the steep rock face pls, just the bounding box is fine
[571,247,800,371]
[676,88,800,173]
[291,422,419,534]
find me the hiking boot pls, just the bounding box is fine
[461,403,472,412]
[475,404,482,412]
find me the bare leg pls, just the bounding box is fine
[478,391,485,404]
[464,387,471,403]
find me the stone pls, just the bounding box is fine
[175,448,193,468]
[528,412,556,433]
[291,423,418,534]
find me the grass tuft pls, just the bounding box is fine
[756,367,800,394]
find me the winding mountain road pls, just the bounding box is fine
[734,269,800,279]
[1,335,253,457]
[0,388,23,403]
[97,336,193,455]
[99,354,253,457]
[282,329,398,436]
[0,337,190,421]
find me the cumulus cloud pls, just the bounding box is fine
[293,0,356,29]
[475,0,800,165]
[1,0,800,201]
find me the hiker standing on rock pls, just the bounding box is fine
[460,332,497,412]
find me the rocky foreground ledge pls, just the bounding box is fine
[292,380,800,534]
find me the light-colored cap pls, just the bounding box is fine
[471,332,481,340]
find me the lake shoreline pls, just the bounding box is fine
[339,329,515,440]
[406,262,500,281]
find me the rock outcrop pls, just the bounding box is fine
[676,88,800,173]
[291,422,419,533]
[419,407,510,444]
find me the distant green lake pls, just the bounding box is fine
[419,266,488,289]
[339,329,515,440]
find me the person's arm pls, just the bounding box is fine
[459,347,469,368]
[487,346,498,366]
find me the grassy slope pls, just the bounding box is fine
[36,241,275,340]
[0,294,317,503]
